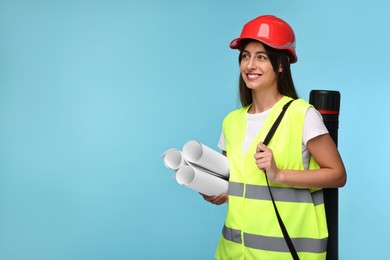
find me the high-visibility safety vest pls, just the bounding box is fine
[215,96,328,260]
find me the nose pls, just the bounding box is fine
[246,57,256,70]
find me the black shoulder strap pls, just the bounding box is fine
[263,99,294,146]
[262,99,300,260]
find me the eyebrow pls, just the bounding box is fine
[242,50,268,55]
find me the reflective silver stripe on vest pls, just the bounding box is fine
[223,225,327,253]
[222,225,242,243]
[229,182,324,205]
[244,232,327,253]
[228,182,244,197]
[312,189,324,206]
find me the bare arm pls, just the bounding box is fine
[255,134,347,188]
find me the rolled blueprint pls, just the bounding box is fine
[162,148,186,171]
[176,165,228,196]
[182,140,229,177]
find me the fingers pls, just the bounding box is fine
[255,143,272,170]
[201,194,216,202]
[254,144,271,160]
[256,142,271,153]
[200,193,228,205]
[212,194,228,205]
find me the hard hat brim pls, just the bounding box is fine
[229,37,297,63]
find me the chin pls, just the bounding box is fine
[245,83,259,90]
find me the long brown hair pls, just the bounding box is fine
[238,39,298,107]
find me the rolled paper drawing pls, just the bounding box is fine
[162,148,186,171]
[182,140,229,177]
[176,165,228,196]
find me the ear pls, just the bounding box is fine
[278,65,283,73]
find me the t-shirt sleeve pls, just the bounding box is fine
[217,131,226,151]
[303,107,329,146]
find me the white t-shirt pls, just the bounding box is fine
[217,107,328,170]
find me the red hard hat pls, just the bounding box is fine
[229,15,297,63]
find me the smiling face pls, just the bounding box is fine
[239,41,280,93]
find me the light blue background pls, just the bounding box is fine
[0,0,388,259]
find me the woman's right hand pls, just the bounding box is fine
[200,193,228,205]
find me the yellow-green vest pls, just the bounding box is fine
[215,96,328,260]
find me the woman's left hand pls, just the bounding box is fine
[254,142,280,183]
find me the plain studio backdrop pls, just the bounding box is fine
[0,0,389,259]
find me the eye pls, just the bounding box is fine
[241,53,250,60]
[257,54,268,60]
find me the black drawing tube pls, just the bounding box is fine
[309,90,340,260]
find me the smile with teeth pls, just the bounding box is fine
[247,73,262,80]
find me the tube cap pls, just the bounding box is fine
[309,90,340,113]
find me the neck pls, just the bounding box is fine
[249,90,283,114]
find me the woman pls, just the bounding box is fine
[202,15,346,259]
